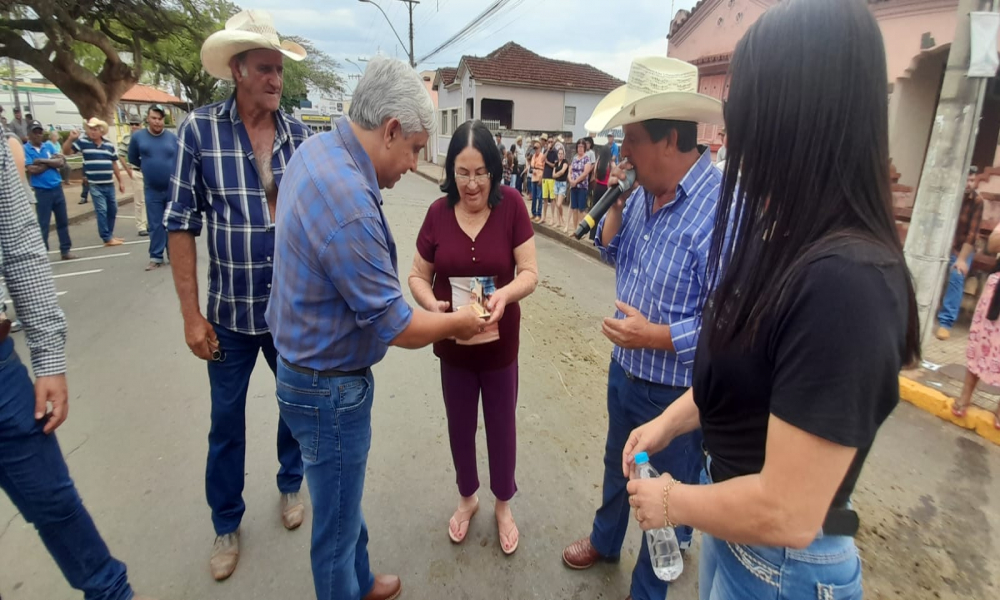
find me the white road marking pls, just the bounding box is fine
[52,253,130,265]
[53,269,103,279]
[48,240,146,254]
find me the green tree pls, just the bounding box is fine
[279,36,343,112]
[0,1,181,123]
[143,0,239,108]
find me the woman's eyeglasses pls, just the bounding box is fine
[455,173,491,185]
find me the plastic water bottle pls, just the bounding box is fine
[634,451,684,581]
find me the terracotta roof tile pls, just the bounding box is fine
[438,67,458,87]
[121,84,182,104]
[455,42,622,94]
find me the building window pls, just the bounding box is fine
[441,111,449,135]
[564,106,577,126]
[481,98,514,130]
[451,109,459,133]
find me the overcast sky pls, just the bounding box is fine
[240,0,701,84]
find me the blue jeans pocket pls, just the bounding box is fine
[276,381,326,463]
[337,377,371,415]
[335,375,373,455]
[726,541,783,588]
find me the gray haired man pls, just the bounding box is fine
[265,56,482,600]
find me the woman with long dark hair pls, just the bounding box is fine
[622,1,920,597]
[409,120,538,555]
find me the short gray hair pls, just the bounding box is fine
[231,51,249,79]
[349,56,434,136]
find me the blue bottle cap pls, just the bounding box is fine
[634,451,649,464]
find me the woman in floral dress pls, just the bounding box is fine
[955,221,1000,429]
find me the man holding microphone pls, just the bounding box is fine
[561,56,724,600]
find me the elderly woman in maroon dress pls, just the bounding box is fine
[408,120,538,555]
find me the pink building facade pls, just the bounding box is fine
[668,0,1000,232]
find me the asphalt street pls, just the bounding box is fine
[0,173,998,600]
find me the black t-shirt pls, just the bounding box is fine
[543,148,558,178]
[554,159,569,182]
[693,238,909,508]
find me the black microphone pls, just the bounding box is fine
[574,169,637,239]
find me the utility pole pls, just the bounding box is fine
[904,0,998,344]
[402,0,417,70]
[359,0,418,69]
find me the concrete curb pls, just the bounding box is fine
[899,376,1000,445]
[530,220,604,262]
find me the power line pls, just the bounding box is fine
[417,0,518,64]
[446,0,529,58]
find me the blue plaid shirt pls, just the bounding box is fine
[165,96,312,335]
[595,149,721,387]
[265,117,413,371]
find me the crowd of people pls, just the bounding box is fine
[495,130,618,237]
[1,1,985,600]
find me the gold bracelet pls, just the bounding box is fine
[662,477,679,528]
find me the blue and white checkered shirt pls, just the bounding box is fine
[265,117,413,371]
[595,149,721,387]
[0,133,67,376]
[165,95,312,335]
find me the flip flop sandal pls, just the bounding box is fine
[498,517,519,556]
[448,497,479,544]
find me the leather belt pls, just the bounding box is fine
[0,314,11,345]
[280,356,368,379]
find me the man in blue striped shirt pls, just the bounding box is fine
[164,8,313,583]
[562,57,724,600]
[63,118,128,246]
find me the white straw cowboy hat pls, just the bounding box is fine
[201,9,307,81]
[85,117,108,134]
[585,56,724,133]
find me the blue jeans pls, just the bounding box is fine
[206,325,303,535]
[531,181,543,217]
[937,252,974,329]
[590,360,704,600]
[275,359,376,600]
[698,465,862,600]
[0,338,133,600]
[89,183,118,242]
[34,186,72,255]
[571,187,589,211]
[144,188,168,262]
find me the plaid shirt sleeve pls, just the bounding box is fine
[165,116,205,235]
[0,137,67,376]
[321,214,413,344]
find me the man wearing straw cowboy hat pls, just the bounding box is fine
[561,56,724,600]
[164,8,310,582]
[63,117,129,247]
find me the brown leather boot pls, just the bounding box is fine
[209,530,240,581]
[280,492,305,530]
[562,537,611,569]
[363,574,401,600]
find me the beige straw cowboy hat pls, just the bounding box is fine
[585,56,724,133]
[85,117,108,134]
[201,9,307,81]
